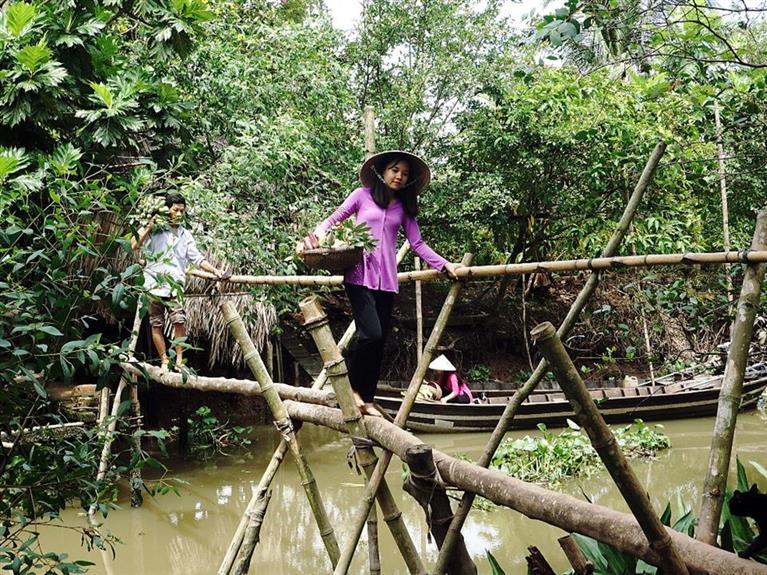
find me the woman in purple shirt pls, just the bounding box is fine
[298,151,461,417]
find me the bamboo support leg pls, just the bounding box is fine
[558,535,594,575]
[217,244,411,574]
[218,441,288,574]
[333,253,473,575]
[89,303,144,517]
[532,322,689,575]
[129,378,144,508]
[300,296,425,575]
[432,142,666,573]
[697,209,767,544]
[232,489,272,575]
[403,444,476,575]
[367,506,381,575]
[222,303,341,568]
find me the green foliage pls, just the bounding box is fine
[491,420,670,487]
[319,220,377,251]
[562,458,767,573]
[466,364,491,383]
[185,406,253,459]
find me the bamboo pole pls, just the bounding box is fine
[714,101,734,307]
[558,536,594,575]
[300,296,425,575]
[696,209,767,544]
[192,249,767,287]
[432,141,666,573]
[89,303,143,519]
[364,105,376,160]
[532,321,689,575]
[285,400,767,575]
[333,253,473,575]
[218,242,412,574]
[415,257,423,364]
[218,440,289,575]
[232,489,272,575]
[367,507,381,575]
[221,303,341,568]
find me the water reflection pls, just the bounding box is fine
[45,414,767,574]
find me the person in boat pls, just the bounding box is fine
[132,192,229,371]
[429,354,475,404]
[297,151,463,417]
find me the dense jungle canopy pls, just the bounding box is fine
[3,0,767,571]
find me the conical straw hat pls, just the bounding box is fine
[359,150,431,195]
[428,354,456,372]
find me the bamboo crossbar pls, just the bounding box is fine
[191,249,767,287]
[121,362,337,407]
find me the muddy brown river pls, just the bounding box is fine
[45,411,767,574]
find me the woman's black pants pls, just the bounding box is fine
[344,283,395,403]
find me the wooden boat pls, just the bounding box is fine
[374,366,767,433]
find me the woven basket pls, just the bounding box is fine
[301,246,363,272]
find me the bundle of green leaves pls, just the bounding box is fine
[319,220,377,251]
[128,195,172,233]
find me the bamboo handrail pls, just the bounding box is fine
[432,141,666,573]
[191,248,767,287]
[333,253,473,575]
[532,322,690,574]
[300,296,425,575]
[697,209,767,543]
[222,303,341,567]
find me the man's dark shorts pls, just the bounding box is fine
[148,298,186,327]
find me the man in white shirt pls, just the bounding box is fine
[131,193,228,371]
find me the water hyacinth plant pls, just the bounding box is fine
[491,420,671,487]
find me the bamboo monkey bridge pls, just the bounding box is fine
[95,142,767,575]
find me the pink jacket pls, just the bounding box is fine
[317,187,447,293]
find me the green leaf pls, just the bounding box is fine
[39,325,64,337]
[89,82,113,108]
[4,2,37,38]
[486,550,506,575]
[15,42,52,72]
[736,457,749,491]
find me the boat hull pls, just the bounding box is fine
[374,377,767,433]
